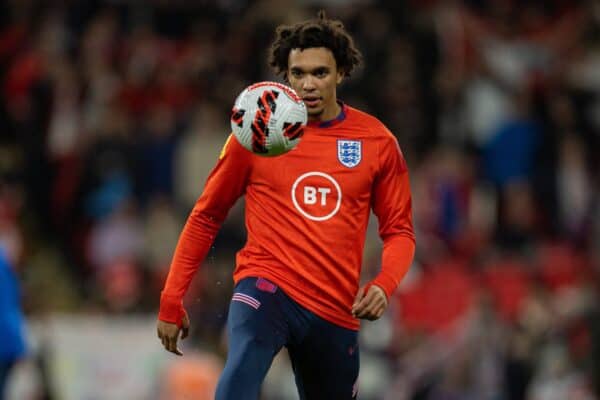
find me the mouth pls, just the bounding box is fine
[303,96,322,108]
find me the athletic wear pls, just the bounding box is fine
[159,103,415,330]
[215,277,359,400]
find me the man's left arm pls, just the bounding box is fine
[352,135,415,320]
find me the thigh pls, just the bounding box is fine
[288,318,360,400]
[216,277,289,400]
[226,277,289,346]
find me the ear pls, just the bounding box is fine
[336,70,343,84]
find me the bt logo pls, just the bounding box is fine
[303,186,331,206]
[291,172,342,221]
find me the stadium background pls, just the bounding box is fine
[1,0,599,399]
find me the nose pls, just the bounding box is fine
[302,75,316,92]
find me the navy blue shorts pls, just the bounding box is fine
[215,277,359,400]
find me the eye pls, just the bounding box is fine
[290,69,302,78]
[314,69,328,78]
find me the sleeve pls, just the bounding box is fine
[368,133,416,300]
[158,134,252,325]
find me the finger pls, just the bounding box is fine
[367,304,385,321]
[363,300,380,318]
[362,286,387,312]
[164,331,174,349]
[354,289,378,315]
[372,299,389,320]
[170,340,183,356]
[352,287,365,313]
[166,335,183,356]
[181,315,190,340]
[170,347,183,356]
[356,290,388,319]
[374,296,388,316]
[353,287,365,305]
[359,300,380,319]
[352,294,371,317]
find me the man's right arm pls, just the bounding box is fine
[158,134,252,325]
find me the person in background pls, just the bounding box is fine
[0,246,26,400]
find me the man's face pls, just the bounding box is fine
[287,47,343,122]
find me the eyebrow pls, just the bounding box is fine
[289,66,330,73]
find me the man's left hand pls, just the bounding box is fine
[352,285,388,320]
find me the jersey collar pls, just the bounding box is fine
[307,101,348,128]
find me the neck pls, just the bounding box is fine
[310,100,341,122]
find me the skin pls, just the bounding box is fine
[157,311,189,356]
[351,285,388,321]
[287,47,343,122]
[157,46,388,356]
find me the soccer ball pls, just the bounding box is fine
[230,81,307,156]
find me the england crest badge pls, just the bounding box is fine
[337,140,362,168]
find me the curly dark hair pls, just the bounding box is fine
[268,10,363,79]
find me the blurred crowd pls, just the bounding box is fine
[0,0,599,399]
